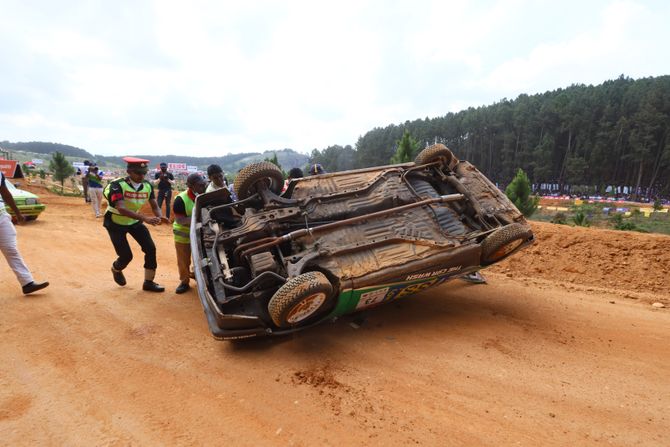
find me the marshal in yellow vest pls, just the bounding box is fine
[173,190,195,244]
[104,178,153,226]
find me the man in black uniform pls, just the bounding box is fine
[154,162,175,220]
[103,157,169,292]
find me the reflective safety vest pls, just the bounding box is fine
[173,190,195,244]
[104,178,152,226]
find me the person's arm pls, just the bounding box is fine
[148,199,170,224]
[108,181,160,225]
[153,172,161,186]
[168,172,175,186]
[149,184,170,223]
[0,180,25,224]
[172,196,189,226]
[114,199,160,225]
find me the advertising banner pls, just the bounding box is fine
[0,160,21,178]
[168,163,187,171]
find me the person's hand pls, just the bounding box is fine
[14,213,26,225]
[144,216,161,226]
[160,216,171,224]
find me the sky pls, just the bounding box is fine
[0,0,668,158]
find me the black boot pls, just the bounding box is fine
[22,281,49,295]
[111,267,126,286]
[143,280,165,292]
[175,282,190,294]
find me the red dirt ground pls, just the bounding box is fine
[1,188,668,446]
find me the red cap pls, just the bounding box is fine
[123,157,150,171]
[123,157,150,164]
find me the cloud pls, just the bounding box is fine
[0,0,668,157]
[478,0,669,98]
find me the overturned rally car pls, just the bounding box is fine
[191,144,534,340]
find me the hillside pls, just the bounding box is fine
[1,145,309,175]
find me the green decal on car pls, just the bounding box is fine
[330,273,454,317]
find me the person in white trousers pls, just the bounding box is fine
[0,172,49,295]
[85,164,104,217]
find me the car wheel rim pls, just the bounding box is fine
[492,239,524,259]
[286,292,327,324]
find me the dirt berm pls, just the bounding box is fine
[1,189,668,446]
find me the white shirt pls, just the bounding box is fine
[205,182,227,194]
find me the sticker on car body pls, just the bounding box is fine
[351,274,453,311]
[355,287,390,310]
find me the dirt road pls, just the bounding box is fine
[1,189,669,446]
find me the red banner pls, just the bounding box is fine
[0,160,22,178]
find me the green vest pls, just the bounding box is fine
[173,190,195,244]
[86,172,103,188]
[104,178,153,226]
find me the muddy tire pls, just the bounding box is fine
[235,162,284,201]
[268,271,334,328]
[415,143,458,169]
[480,223,532,265]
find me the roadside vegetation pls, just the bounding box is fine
[531,201,670,235]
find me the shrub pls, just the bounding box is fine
[551,212,567,225]
[505,168,539,217]
[573,210,590,227]
[610,213,643,232]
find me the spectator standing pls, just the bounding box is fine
[103,157,169,292]
[172,173,207,294]
[81,160,90,203]
[205,164,228,193]
[0,172,49,295]
[282,167,304,193]
[86,163,104,217]
[154,162,175,220]
[309,163,325,175]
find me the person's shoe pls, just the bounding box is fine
[111,267,126,286]
[143,281,165,292]
[175,282,190,294]
[22,281,49,295]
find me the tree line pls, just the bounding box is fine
[4,75,669,198]
[311,75,670,199]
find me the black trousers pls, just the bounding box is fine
[156,188,172,219]
[103,213,157,271]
